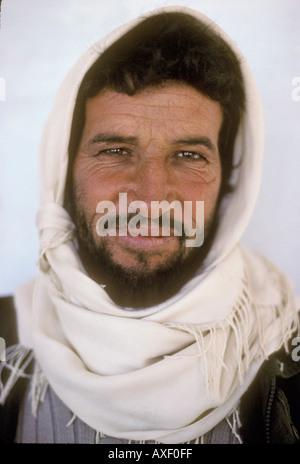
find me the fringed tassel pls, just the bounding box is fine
[30,361,49,417]
[0,344,33,405]
[66,413,77,427]
[165,281,253,394]
[251,259,300,358]
[252,284,299,360]
[224,281,252,385]
[164,271,299,396]
[95,430,105,444]
[277,277,299,351]
[226,407,243,444]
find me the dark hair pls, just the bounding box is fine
[67,11,245,202]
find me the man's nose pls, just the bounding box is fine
[129,159,175,205]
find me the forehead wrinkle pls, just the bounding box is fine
[88,86,222,124]
[106,96,202,119]
[84,86,223,151]
[98,107,215,129]
[107,105,190,121]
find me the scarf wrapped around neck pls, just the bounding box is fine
[2,6,299,444]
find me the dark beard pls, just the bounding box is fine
[71,203,220,309]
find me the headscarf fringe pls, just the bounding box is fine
[66,413,77,427]
[0,344,33,405]
[30,361,49,417]
[225,406,243,444]
[252,278,299,358]
[164,282,252,390]
[164,276,298,393]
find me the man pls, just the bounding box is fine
[0,7,299,444]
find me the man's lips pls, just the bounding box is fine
[108,233,180,251]
[95,214,186,251]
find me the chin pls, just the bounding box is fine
[79,236,208,308]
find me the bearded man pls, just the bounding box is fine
[0,7,299,444]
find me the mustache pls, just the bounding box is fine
[102,211,186,237]
[94,198,205,246]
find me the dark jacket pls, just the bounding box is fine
[0,296,300,444]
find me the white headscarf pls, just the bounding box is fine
[6,6,298,443]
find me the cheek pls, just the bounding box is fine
[73,159,121,212]
[178,169,222,212]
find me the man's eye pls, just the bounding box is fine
[176,151,206,161]
[104,148,128,155]
[94,147,130,157]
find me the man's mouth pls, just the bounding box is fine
[94,194,205,249]
[108,230,180,251]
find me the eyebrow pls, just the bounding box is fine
[88,133,217,153]
[171,137,217,153]
[88,133,138,146]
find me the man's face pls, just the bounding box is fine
[71,84,223,305]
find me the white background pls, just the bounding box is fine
[0,0,299,296]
